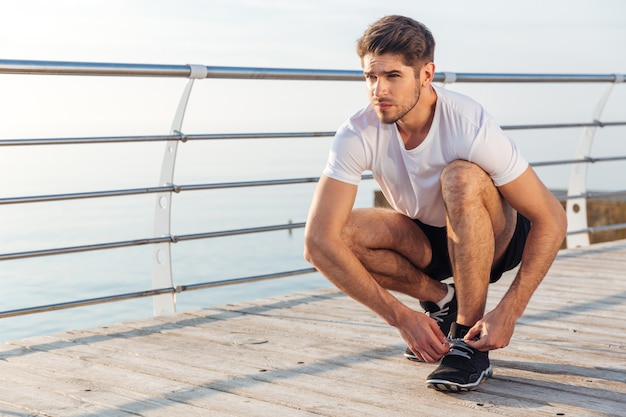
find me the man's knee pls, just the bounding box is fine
[341,207,411,253]
[441,160,488,185]
[440,161,499,222]
[341,208,379,250]
[440,161,492,201]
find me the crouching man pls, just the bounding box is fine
[304,15,566,391]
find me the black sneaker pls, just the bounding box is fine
[426,323,492,392]
[404,284,457,362]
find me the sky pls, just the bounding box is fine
[1,0,625,339]
[1,0,625,71]
[0,0,625,192]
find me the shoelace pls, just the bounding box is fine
[428,305,450,323]
[447,338,473,359]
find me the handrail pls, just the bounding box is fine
[2,164,626,207]
[502,121,626,130]
[1,59,625,323]
[0,131,337,147]
[531,155,626,167]
[0,267,317,319]
[1,59,624,83]
[3,121,626,147]
[0,178,321,205]
[0,222,306,261]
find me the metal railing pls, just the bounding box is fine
[0,59,624,320]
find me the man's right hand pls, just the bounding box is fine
[398,310,450,362]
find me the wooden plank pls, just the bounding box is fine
[1,350,216,416]
[70,321,486,415]
[0,239,624,416]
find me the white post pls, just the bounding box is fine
[152,64,207,316]
[565,76,623,248]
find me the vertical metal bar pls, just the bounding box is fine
[152,64,207,316]
[565,82,617,248]
[151,84,190,315]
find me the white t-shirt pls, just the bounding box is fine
[323,84,528,227]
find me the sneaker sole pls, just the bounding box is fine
[403,351,425,362]
[426,366,493,392]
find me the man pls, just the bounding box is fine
[303,15,566,392]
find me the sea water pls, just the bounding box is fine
[1,78,625,343]
[0,137,381,343]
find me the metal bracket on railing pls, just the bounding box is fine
[438,72,458,89]
[565,80,619,248]
[442,72,457,85]
[151,64,207,316]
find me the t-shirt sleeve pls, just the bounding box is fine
[322,125,368,185]
[468,117,529,186]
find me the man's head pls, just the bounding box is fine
[356,15,435,73]
[357,16,437,126]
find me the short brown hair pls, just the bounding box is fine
[356,15,435,69]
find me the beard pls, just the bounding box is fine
[375,83,421,125]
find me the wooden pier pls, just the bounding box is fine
[0,239,625,416]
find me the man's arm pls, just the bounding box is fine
[304,174,449,362]
[304,175,405,319]
[466,166,567,350]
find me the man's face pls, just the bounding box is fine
[363,53,421,125]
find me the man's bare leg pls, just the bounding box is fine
[440,160,517,329]
[425,161,517,391]
[341,207,448,303]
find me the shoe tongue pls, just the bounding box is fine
[449,322,472,339]
[420,301,440,314]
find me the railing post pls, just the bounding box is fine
[152,65,207,316]
[566,76,622,248]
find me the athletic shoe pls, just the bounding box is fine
[425,323,492,392]
[404,284,457,362]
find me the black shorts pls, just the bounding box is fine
[413,212,531,283]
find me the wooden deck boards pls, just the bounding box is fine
[1,240,625,416]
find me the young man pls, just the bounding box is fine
[303,15,566,392]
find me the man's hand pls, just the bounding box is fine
[398,310,450,362]
[464,308,517,351]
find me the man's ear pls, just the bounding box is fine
[421,62,436,87]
